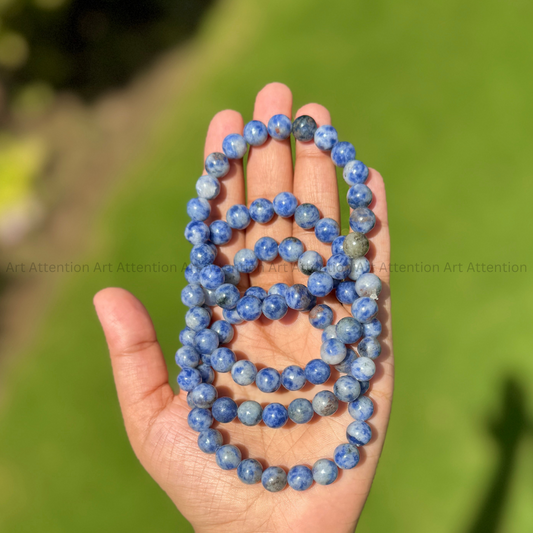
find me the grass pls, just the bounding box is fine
[1,0,533,531]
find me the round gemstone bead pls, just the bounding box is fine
[236,295,262,321]
[351,357,376,381]
[288,398,314,424]
[343,232,369,259]
[348,395,374,421]
[335,281,357,304]
[355,273,382,300]
[262,403,288,428]
[268,282,289,298]
[343,159,369,185]
[190,383,218,408]
[212,397,238,423]
[267,114,292,140]
[305,359,331,384]
[349,207,376,234]
[273,192,298,217]
[190,243,216,268]
[181,283,206,307]
[285,284,313,311]
[298,250,323,275]
[237,458,263,484]
[187,407,213,431]
[312,390,339,416]
[294,203,320,229]
[215,444,242,470]
[351,297,379,323]
[349,257,371,280]
[197,428,223,454]
[185,264,201,284]
[243,120,268,146]
[334,443,360,469]
[237,400,263,426]
[209,220,232,245]
[331,141,356,167]
[197,364,214,384]
[363,318,382,337]
[222,133,247,159]
[262,294,288,320]
[199,265,225,290]
[309,304,333,329]
[249,198,275,223]
[187,197,211,221]
[320,338,347,365]
[326,253,351,280]
[347,421,372,446]
[231,359,257,386]
[210,320,234,344]
[312,459,338,485]
[185,221,210,245]
[278,237,304,262]
[222,307,243,324]
[307,271,334,297]
[357,336,382,359]
[336,317,363,344]
[292,115,317,142]
[245,286,267,300]
[314,125,338,151]
[210,347,236,372]
[194,329,219,355]
[288,465,314,491]
[175,346,200,368]
[185,306,211,331]
[303,294,317,312]
[196,175,221,200]
[347,184,372,209]
[331,235,346,255]
[179,327,196,348]
[234,249,258,273]
[205,152,230,178]
[226,204,251,230]
[334,375,361,402]
[222,265,240,285]
[360,380,370,395]
[321,324,337,342]
[254,236,279,262]
[262,466,287,492]
[256,367,281,393]
[315,218,340,243]
[281,365,306,391]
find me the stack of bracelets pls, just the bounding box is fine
[177,112,382,493]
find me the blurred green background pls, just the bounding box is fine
[0,0,532,531]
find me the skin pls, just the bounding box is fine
[94,83,393,533]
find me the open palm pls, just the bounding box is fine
[94,83,393,533]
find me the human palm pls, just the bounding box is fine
[94,83,393,533]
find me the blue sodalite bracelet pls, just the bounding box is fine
[177,111,383,492]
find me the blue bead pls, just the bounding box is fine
[210,347,236,372]
[343,160,369,185]
[349,257,371,281]
[185,221,210,245]
[363,318,382,337]
[249,198,275,223]
[187,197,211,222]
[211,320,234,344]
[185,306,211,331]
[215,283,240,309]
[267,114,292,140]
[331,235,346,255]
[288,398,314,424]
[243,120,268,146]
[189,244,216,268]
[351,357,376,381]
[197,428,223,454]
[245,286,267,300]
[351,297,378,323]
[237,401,263,426]
[357,336,382,359]
[205,152,229,178]
[262,294,288,320]
[190,383,218,408]
[222,307,243,324]
[336,317,363,344]
[256,367,281,393]
[347,421,372,446]
[355,273,382,300]
[326,253,351,280]
[305,359,331,384]
[307,271,334,297]
[335,281,357,305]
[221,265,240,285]
[226,204,251,230]
[268,282,289,298]
[237,295,262,321]
[187,407,213,431]
[197,363,214,384]
[199,265,225,290]
[212,397,238,423]
[205,242,218,258]
[312,390,339,416]
[298,250,323,275]
[349,395,374,421]
[196,175,220,200]
[285,284,312,311]
[254,236,278,262]
[335,346,357,374]
[281,365,306,391]
[262,466,287,492]
[179,327,196,348]
[209,220,232,245]
[347,184,372,209]
[314,125,338,151]
[294,203,320,229]
[360,380,370,394]
[262,403,288,428]
[349,207,376,234]
[222,133,247,159]
[234,248,258,273]
[331,141,356,167]
[175,346,200,368]
[312,459,338,485]
[303,294,317,312]
[292,115,317,142]
[181,283,205,307]
[288,465,314,491]
[315,217,340,243]
[273,192,298,218]
[231,359,257,386]
[278,237,304,262]
[237,458,263,484]
[334,375,361,402]
[194,329,219,355]
[321,325,337,342]
[334,443,360,469]
[202,288,217,307]
[308,304,333,329]
[185,264,201,284]
[215,444,241,470]
[320,338,347,365]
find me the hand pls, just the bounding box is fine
[94,82,393,533]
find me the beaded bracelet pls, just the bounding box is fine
[177,111,382,492]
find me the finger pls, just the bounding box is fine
[292,103,340,285]
[245,82,294,288]
[94,288,174,436]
